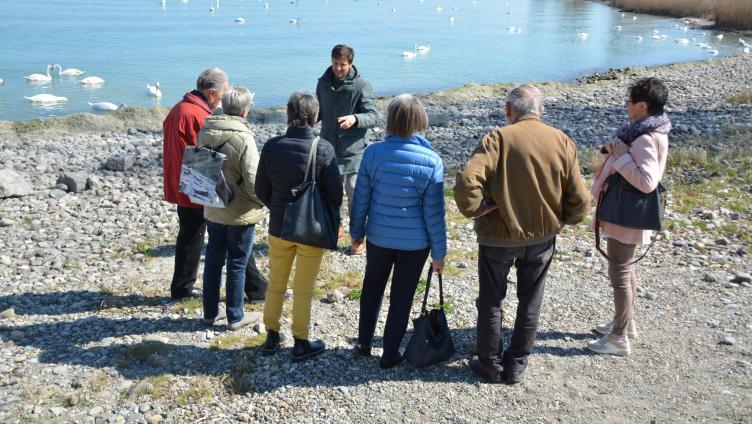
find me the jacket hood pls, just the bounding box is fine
[200,115,252,147]
[320,64,361,86]
[181,91,213,114]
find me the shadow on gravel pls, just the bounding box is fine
[0,291,170,315]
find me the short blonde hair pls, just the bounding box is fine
[386,94,428,137]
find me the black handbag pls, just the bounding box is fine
[595,168,667,264]
[280,137,340,250]
[405,268,455,368]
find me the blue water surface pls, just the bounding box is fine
[0,0,744,121]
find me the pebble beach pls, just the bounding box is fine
[0,54,751,423]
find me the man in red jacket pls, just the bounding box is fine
[163,68,229,300]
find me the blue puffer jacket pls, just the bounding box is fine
[350,134,447,259]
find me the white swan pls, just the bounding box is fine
[289,17,300,24]
[675,38,690,45]
[708,49,719,56]
[436,6,442,12]
[0,79,4,86]
[81,76,105,85]
[613,25,622,31]
[635,35,643,41]
[716,34,724,40]
[25,94,68,102]
[25,64,54,82]
[235,17,245,24]
[147,82,162,98]
[745,46,750,54]
[402,45,417,59]
[449,16,455,24]
[89,101,126,111]
[576,29,588,40]
[58,65,85,76]
[416,41,431,53]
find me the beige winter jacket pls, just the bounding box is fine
[197,114,264,226]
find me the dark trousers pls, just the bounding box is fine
[476,238,555,376]
[171,206,206,299]
[358,241,429,361]
[170,206,267,300]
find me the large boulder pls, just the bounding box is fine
[106,154,136,172]
[0,169,32,198]
[56,171,89,193]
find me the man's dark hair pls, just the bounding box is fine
[628,77,668,116]
[287,92,319,127]
[331,44,354,63]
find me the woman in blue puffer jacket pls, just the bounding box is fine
[350,94,447,368]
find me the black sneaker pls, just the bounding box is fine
[470,356,502,384]
[291,337,326,362]
[379,353,405,369]
[263,330,285,355]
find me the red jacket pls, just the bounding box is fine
[162,91,213,207]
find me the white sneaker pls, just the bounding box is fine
[594,319,638,339]
[202,309,227,326]
[228,314,256,331]
[587,335,631,356]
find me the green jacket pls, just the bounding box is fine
[316,65,379,174]
[197,114,265,226]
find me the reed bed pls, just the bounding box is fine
[610,0,752,30]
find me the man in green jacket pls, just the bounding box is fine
[454,83,590,385]
[316,44,379,254]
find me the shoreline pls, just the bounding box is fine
[2,54,750,143]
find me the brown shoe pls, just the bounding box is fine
[338,225,344,241]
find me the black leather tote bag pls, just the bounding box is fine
[405,268,455,368]
[596,172,666,231]
[280,137,339,250]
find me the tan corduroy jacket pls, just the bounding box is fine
[454,115,591,247]
[197,114,265,226]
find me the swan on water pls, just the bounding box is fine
[744,46,750,54]
[147,82,162,97]
[449,16,455,24]
[81,76,105,85]
[402,45,417,59]
[289,17,300,24]
[0,79,4,86]
[436,6,442,12]
[708,49,719,56]
[613,25,622,31]
[25,94,68,102]
[716,34,724,40]
[675,38,689,45]
[576,29,588,39]
[25,64,54,82]
[416,41,431,53]
[635,35,643,41]
[235,17,245,24]
[89,102,126,111]
[264,2,269,9]
[57,65,85,76]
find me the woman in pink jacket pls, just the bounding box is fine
[587,77,671,356]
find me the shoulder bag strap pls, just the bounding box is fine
[303,137,320,183]
[420,268,433,315]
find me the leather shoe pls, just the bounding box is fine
[379,353,405,369]
[292,337,326,361]
[354,343,371,357]
[502,369,523,385]
[263,330,285,355]
[470,356,502,383]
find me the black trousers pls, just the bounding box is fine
[171,206,207,299]
[476,238,555,376]
[170,206,268,300]
[358,241,429,361]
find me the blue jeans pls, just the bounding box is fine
[203,221,255,324]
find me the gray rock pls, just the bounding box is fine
[144,335,169,344]
[0,169,32,198]
[0,307,15,319]
[87,175,104,191]
[731,271,752,284]
[325,290,344,304]
[702,273,717,283]
[719,335,736,346]
[50,406,65,417]
[89,406,104,416]
[337,386,350,396]
[52,365,66,375]
[146,353,168,368]
[428,112,451,127]
[106,155,136,172]
[645,291,658,301]
[138,403,151,413]
[10,330,24,340]
[57,171,89,193]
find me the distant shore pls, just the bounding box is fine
[2,54,751,153]
[597,0,752,31]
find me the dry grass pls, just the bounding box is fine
[610,0,752,30]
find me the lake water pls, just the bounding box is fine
[0,0,745,121]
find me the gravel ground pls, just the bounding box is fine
[1,55,751,423]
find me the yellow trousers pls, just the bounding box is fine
[263,235,325,340]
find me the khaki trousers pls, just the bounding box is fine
[263,236,325,340]
[607,238,639,337]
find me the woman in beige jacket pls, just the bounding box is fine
[197,86,265,331]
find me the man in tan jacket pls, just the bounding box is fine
[454,83,590,384]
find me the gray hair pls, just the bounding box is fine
[221,86,254,117]
[196,67,228,92]
[287,92,319,127]
[505,83,543,116]
[386,94,428,137]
